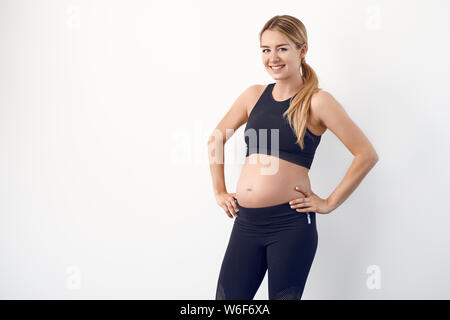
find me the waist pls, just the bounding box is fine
[235,199,316,226]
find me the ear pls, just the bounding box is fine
[300,43,308,59]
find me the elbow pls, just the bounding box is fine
[207,135,216,145]
[357,150,379,165]
[207,134,226,146]
[371,148,379,162]
[368,151,379,165]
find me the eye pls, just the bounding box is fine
[262,48,287,53]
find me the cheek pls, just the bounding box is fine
[286,60,300,70]
[285,56,298,65]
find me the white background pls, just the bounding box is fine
[1,0,449,299]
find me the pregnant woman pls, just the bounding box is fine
[207,15,379,300]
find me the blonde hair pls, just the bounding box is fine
[259,15,321,150]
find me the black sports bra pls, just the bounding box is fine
[244,83,322,169]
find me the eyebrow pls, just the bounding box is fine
[260,44,290,48]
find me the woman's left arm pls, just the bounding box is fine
[312,90,379,212]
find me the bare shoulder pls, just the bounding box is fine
[310,89,338,128]
[208,84,265,143]
[311,88,334,102]
[306,88,329,134]
[234,84,265,119]
[244,84,265,102]
[245,84,267,117]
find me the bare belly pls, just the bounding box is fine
[235,154,312,208]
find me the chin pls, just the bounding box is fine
[271,74,288,79]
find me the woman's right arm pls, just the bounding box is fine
[207,85,259,218]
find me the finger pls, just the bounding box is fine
[296,206,314,213]
[289,197,305,205]
[292,202,309,209]
[294,186,308,196]
[230,199,239,213]
[226,204,236,217]
[221,205,233,218]
[230,202,238,216]
[291,203,306,209]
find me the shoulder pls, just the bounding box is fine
[310,89,351,132]
[237,84,264,103]
[311,88,334,106]
[249,83,270,101]
[246,84,266,97]
[243,84,267,112]
[310,89,341,125]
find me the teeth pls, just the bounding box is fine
[271,65,284,69]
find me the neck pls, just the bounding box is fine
[273,75,305,98]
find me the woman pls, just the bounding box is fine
[207,15,378,300]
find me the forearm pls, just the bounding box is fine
[209,162,227,195]
[207,137,227,195]
[327,154,378,211]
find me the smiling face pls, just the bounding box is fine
[260,29,307,80]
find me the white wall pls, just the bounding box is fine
[1,0,449,299]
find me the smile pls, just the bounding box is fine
[270,65,285,71]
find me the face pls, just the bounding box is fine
[260,29,307,80]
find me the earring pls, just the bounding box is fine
[299,62,303,77]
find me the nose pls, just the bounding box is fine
[269,52,279,59]
[268,53,281,64]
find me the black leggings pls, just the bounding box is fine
[215,199,318,300]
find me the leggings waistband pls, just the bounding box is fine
[235,199,316,225]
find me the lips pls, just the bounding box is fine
[270,65,285,71]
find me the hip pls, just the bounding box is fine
[233,198,316,234]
